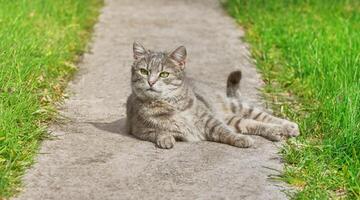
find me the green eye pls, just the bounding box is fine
[140,68,149,75]
[159,71,169,78]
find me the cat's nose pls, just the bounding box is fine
[148,80,156,87]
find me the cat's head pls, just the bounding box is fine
[130,42,187,100]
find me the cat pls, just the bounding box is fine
[126,42,300,149]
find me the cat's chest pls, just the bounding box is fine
[137,99,200,126]
[177,109,197,124]
[138,101,174,117]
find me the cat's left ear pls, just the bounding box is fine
[168,46,187,69]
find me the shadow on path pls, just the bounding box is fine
[88,118,135,139]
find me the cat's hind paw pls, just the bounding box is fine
[283,122,300,137]
[264,126,283,141]
[234,135,254,148]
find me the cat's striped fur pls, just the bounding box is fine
[126,42,300,149]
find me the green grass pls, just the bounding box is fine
[225,0,360,199]
[0,0,102,197]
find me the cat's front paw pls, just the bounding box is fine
[283,122,300,137]
[156,135,175,149]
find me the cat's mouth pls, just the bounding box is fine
[146,88,160,93]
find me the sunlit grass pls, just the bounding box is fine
[0,0,102,197]
[225,0,360,199]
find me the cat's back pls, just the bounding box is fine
[188,78,230,115]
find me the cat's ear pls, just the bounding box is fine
[133,41,147,60]
[168,46,187,69]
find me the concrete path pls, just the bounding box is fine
[15,0,287,199]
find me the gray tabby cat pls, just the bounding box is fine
[126,42,300,149]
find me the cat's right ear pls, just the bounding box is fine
[133,41,147,60]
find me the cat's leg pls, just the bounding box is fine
[229,100,300,137]
[132,129,176,149]
[251,111,300,137]
[227,115,287,141]
[202,115,254,148]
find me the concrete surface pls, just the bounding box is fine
[15,0,288,199]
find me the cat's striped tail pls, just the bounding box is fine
[226,70,241,98]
